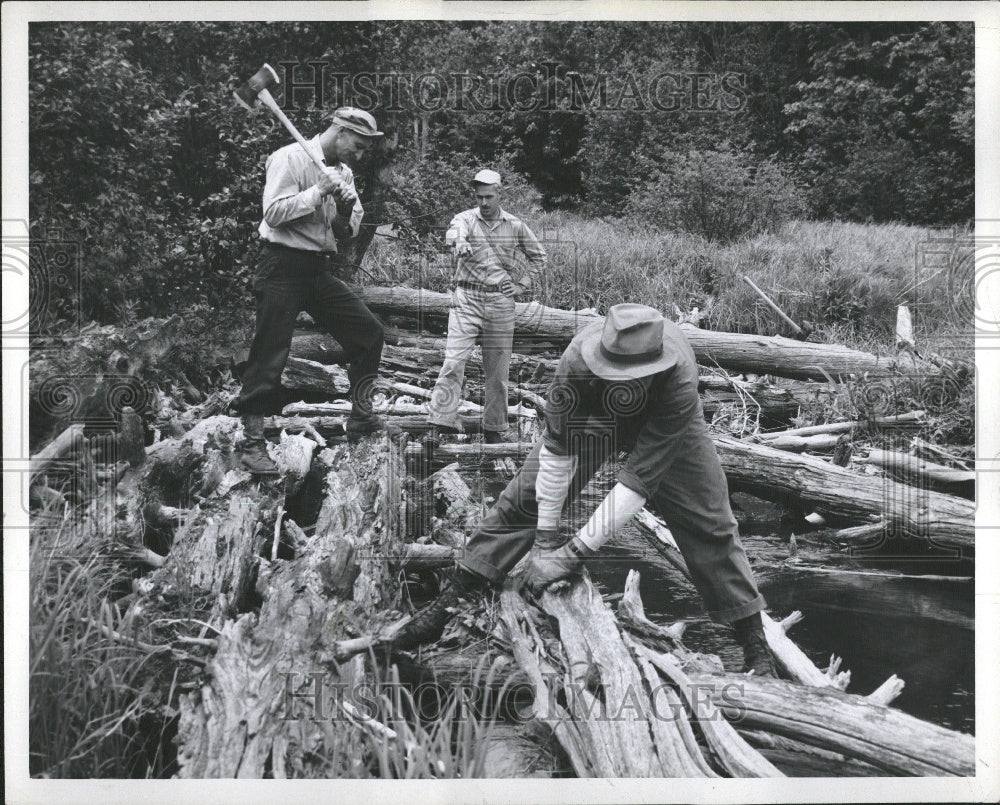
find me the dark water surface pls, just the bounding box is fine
[591,518,975,735]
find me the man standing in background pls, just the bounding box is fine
[235,108,390,475]
[426,169,547,445]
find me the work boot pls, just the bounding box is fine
[240,414,279,476]
[420,424,460,458]
[482,430,507,444]
[733,612,777,678]
[345,407,401,442]
[392,567,483,650]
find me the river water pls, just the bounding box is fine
[588,497,975,735]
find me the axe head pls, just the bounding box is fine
[233,63,280,110]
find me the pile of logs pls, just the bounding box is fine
[26,291,976,779]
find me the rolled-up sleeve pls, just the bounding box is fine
[616,369,703,499]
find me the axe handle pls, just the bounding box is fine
[742,275,804,336]
[258,88,327,172]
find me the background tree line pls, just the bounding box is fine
[28,21,973,325]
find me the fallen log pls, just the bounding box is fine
[176,438,407,777]
[288,331,798,426]
[501,579,721,777]
[30,423,85,479]
[628,640,783,777]
[405,436,974,551]
[354,286,938,380]
[760,411,926,441]
[714,435,974,552]
[686,671,975,776]
[757,432,842,454]
[860,448,976,486]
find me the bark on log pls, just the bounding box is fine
[714,436,974,551]
[176,438,406,778]
[354,286,938,380]
[760,411,926,440]
[686,671,975,776]
[860,449,976,485]
[280,357,350,396]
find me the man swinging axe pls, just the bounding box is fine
[232,64,395,475]
[394,303,776,677]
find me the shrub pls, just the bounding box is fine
[624,146,806,243]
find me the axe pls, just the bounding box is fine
[234,63,326,171]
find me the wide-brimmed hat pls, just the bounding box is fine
[331,107,383,137]
[579,304,678,380]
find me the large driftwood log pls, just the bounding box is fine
[714,436,974,551]
[687,671,975,776]
[354,286,937,380]
[176,438,406,778]
[500,573,781,777]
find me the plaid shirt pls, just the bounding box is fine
[257,135,363,252]
[449,207,547,289]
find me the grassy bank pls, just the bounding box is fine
[367,215,973,356]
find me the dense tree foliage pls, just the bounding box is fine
[28,21,973,323]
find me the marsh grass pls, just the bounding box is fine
[29,507,175,777]
[369,214,971,349]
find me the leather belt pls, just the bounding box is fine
[458,280,505,293]
[262,241,337,260]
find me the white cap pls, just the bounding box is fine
[471,169,502,187]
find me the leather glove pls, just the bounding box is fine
[524,536,596,596]
[534,528,564,550]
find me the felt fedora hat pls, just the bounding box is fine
[579,304,678,380]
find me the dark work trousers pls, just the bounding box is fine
[234,243,384,416]
[458,431,766,624]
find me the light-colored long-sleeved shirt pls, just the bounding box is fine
[257,135,364,252]
[448,207,547,289]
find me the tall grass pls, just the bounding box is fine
[367,214,972,355]
[29,513,173,777]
